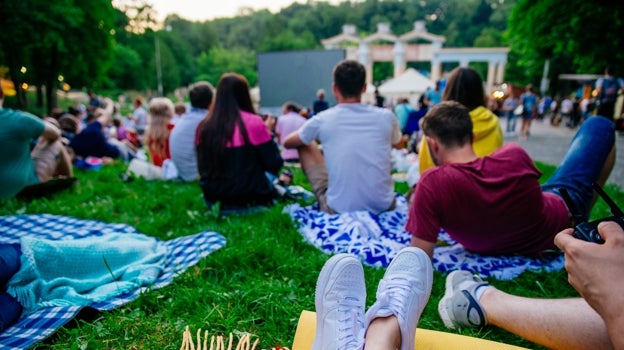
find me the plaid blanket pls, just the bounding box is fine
[0,214,226,350]
[285,195,564,280]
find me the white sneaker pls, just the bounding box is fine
[438,270,489,330]
[313,254,366,350]
[365,247,433,350]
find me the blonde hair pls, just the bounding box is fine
[145,97,174,161]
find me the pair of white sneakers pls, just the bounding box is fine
[312,247,433,350]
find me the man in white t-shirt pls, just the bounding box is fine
[284,60,402,214]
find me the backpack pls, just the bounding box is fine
[600,78,620,104]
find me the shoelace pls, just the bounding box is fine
[337,297,365,350]
[375,277,414,320]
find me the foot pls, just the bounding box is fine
[313,254,366,350]
[365,247,433,350]
[438,270,489,329]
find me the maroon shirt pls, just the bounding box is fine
[407,144,569,255]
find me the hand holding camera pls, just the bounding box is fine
[560,183,624,244]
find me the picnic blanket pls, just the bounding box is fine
[0,214,226,350]
[285,195,564,280]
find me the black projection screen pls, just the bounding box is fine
[257,49,346,114]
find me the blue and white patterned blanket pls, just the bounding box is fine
[0,214,226,350]
[285,195,564,280]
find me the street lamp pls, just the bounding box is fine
[155,24,171,97]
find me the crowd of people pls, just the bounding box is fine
[1,59,623,349]
[500,65,624,139]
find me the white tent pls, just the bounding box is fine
[378,68,434,99]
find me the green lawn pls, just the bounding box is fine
[0,161,622,349]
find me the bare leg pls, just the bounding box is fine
[297,141,325,173]
[482,289,613,349]
[32,140,71,182]
[363,316,401,350]
[54,144,74,178]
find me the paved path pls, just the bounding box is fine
[501,118,624,190]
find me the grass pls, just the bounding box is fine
[1,161,622,349]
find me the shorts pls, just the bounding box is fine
[305,163,335,214]
[542,116,615,221]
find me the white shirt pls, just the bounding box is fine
[298,103,401,214]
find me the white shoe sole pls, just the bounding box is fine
[438,270,465,330]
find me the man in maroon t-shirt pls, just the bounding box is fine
[408,101,616,257]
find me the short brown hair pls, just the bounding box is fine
[333,60,366,98]
[422,101,473,148]
[174,102,186,115]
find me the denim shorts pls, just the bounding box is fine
[542,116,615,221]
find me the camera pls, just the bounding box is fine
[560,183,624,244]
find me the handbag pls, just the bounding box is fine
[513,105,524,116]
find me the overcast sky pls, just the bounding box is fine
[149,0,345,21]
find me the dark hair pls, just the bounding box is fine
[0,85,4,100]
[333,60,366,98]
[422,101,473,148]
[605,64,616,76]
[197,73,255,179]
[68,106,80,116]
[189,81,214,109]
[283,101,301,113]
[58,115,78,134]
[442,67,486,110]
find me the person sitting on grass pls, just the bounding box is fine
[284,60,402,214]
[408,101,616,257]
[275,101,307,163]
[417,67,503,175]
[69,97,135,162]
[438,221,624,350]
[0,86,73,199]
[169,81,214,182]
[144,97,175,167]
[196,73,283,211]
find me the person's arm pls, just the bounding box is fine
[97,97,114,126]
[256,140,283,175]
[283,131,305,149]
[554,221,624,349]
[410,235,435,258]
[390,115,404,149]
[40,120,61,142]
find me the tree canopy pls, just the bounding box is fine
[506,0,624,88]
[2,0,621,111]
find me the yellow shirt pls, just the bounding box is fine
[418,106,503,174]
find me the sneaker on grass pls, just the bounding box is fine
[438,270,489,330]
[365,247,433,350]
[313,254,366,350]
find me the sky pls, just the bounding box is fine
[149,0,339,22]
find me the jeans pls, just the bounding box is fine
[0,244,23,332]
[542,116,616,221]
[506,111,516,133]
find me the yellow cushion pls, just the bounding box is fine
[292,310,528,350]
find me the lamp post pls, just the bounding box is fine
[155,25,171,97]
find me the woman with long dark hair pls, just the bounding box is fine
[196,73,283,210]
[417,67,503,174]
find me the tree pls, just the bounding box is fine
[196,46,257,87]
[507,1,624,91]
[0,0,114,112]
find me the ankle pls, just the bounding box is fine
[364,316,401,350]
